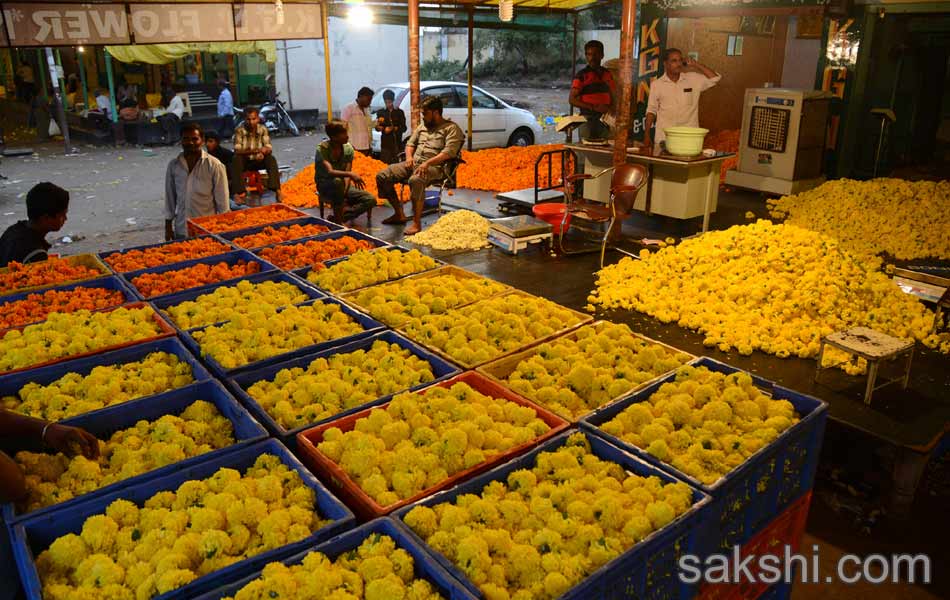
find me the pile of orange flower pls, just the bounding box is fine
[705,129,739,184]
[190,205,305,233]
[0,258,103,295]
[457,144,570,192]
[130,260,262,298]
[282,153,391,209]
[232,223,330,249]
[104,238,231,272]
[257,236,374,270]
[0,286,126,329]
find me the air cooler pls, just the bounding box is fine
[725,88,832,196]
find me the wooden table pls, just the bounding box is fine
[815,327,915,405]
[566,143,734,232]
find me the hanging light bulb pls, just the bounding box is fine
[347,1,374,27]
[498,0,514,22]
[77,46,85,53]
[275,0,285,25]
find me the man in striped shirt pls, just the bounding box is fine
[569,40,616,141]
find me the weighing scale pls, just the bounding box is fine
[487,216,553,255]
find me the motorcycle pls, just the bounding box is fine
[233,92,300,136]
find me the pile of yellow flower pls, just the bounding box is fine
[0,307,164,372]
[308,249,438,293]
[598,365,799,486]
[316,382,551,506]
[349,270,508,328]
[166,279,309,330]
[589,221,949,372]
[405,210,492,251]
[15,401,235,512]
[194,303,364,369]
[222,534,445,600]
[767,178,950,260]
[403,294,584,367]
[35,455,329,599]
[2,352,195,420]
[502,322,694,420]
[248,340,436,429]
[404,433,694,600]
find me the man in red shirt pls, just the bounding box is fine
[569,40,616,140]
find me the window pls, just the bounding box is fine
[457,86,500,109]
[369,87,408,112]
[421,86,461,108]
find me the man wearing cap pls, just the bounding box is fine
[376,97,465,235]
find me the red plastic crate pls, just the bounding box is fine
[698,492,812,600]
[187,204,309,236]
[296,370,570,521]
[0,302,176,376]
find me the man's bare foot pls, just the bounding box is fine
[404,223,421,236]
[382,213,409,225]
[233,193,247,205]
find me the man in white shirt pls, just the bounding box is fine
[341,87,374,155]
[643,48,721,151]
[164,122,229,240]
[95,89,112,118]
[167,93,185,119]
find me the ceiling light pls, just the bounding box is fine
[347,3,374,27]
[499,0,514,22]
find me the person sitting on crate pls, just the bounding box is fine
[314,120,377,225]
[376,96,465,235]
[0,409,99,502]
[231,106,282,205]
[164,122,230,241]
[0,182,69,268]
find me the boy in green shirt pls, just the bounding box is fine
[315,120,377,224]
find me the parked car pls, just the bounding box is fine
[370,81,542,154]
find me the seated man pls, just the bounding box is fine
[376,97,464,235]
[0,182,69,267]
[315,120,376,224]
[231,106,281,204]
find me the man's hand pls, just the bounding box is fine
[384,126,394,134]
[350,173,366,189]
[413,162,430,178]
[44,424,100,460]
[261,146,272,156]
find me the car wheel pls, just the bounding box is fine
[507,128,534,147]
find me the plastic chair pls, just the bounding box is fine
[557,163,648,268]
[396,151,464,217]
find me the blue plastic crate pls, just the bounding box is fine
[0,337,212,419]
[11,438,355,600]
[2,379,267,523]
[0,275,138,329]
[121,249,278,301]
[228,330,461,444]
[255,228,391,273]
[580,357,828,558]
[296,245,443,290]
[191,517,477,600]
[151,271,325,332]
[99,235,234,273]
[217,216,344,249]
[180,297,386,379]
[1,522,21,600]
[394,429,712,600]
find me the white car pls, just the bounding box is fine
[370,81,542,153]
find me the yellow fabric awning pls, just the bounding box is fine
[105,42,277,65]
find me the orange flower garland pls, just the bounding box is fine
[257,236,374,270]
[130,260,262,298]
[232,223,330,249]
[104,238,231,272]
[192,205,305,233]
[0,258,103,294]
[282,153,390,208]
[0,286,126,329]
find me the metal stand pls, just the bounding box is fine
[814,327,915,405]
[870,108,896,178]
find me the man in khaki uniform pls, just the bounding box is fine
[377,97,465,235]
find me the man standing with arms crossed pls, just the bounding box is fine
[643,48,721,152]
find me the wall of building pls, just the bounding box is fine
[276,18,408,116]
[781,17,822,89]
[666,16,789,133]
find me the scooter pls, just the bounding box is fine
[233,92,300,136]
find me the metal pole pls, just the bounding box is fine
[78,49,88,111]
[467,6,474,151]
[104,48,118,122]
[570,13,578,144]
[322,2,333,118]
[612,0,637,167]
[54,49,67,109]
[282,41,293,110]
[408,0,421,129]
[44,48,71,154]
[35,49,48,101]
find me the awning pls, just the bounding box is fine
[104,42,277,65]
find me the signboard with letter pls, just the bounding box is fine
[234,3,322,41]
[2,3,130,46]
[129,3,235,44]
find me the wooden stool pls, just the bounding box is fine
[815,327,915,405]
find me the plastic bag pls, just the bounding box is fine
[48,118,61,137]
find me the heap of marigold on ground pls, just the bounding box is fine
[457,145,571,192]
[282,153,390,209]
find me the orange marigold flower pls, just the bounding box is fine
[104,238,231,272]
[0,286,126,329]
[0,258,102,295]
[191,205,305,233]
[258,236,374,270]
[232,223,330,249]
[131,260,261,298]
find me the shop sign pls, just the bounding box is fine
[629,4,667,138]
[1,3,130,46]
[129,3,235,44]
[234,3,323,41]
